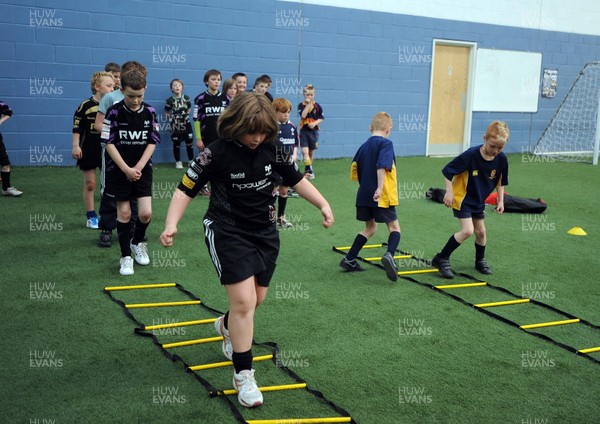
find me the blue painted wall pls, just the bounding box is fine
[1,0,599,166]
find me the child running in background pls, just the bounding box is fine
[431,121,510,279]
[340,112,401,282]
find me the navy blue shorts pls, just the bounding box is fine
[299,130,319,149]
[356,206,398,223]
[453,209,485,220]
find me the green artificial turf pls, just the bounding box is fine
[1,154,599,423]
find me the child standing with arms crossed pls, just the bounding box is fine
[160,92,333,408]
[102,70,160,276]
[72,71,115,228]
[431,121,510,279]
[165,78,194,169]
[339,112,401,282]
[298,83,324,179]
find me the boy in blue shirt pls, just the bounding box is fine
[431,121,510,279]
[340,112,401,282]
[272,97,299,228]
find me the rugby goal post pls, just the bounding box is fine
[533,62,600,165]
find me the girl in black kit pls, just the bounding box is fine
[160,92,333,408]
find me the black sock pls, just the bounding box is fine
[387,231,401,254]
[186,143,194,161]
[173,142,181,161]
[439,235,461,259]
[1,171,10,190]
[475,243,486,261]
[232,349,253,374]
[278,196,288,219]
[346,234,368,261]
[223,311,229,330]
[132,220,150,245]
[116,220,133,257]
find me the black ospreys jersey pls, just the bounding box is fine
[73,97,101,146]
[101,101,161,173]
[192,91,228,145]
[178,139,304,230]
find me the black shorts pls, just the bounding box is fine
[0,133,10,167]
[299,130,319,149]
[356,206,398,223]
[171,123,193,144]
[453,208,485,220]
[104,166,153,201]
[203,219,280,286]
[77,139,102,171]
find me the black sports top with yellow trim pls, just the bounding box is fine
[178,139,304,230]
[442,145,509,213]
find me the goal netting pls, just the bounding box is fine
[533,62,600,165]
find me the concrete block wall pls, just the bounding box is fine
[0,0,599,166]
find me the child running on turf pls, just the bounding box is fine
[340,112,401,282]
[431,120,510,279]
[160,92,333,408]
[272,97,299,229]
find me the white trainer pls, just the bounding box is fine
[130,241,150,265]
[233,369,263,408]
[214,315,233,360]
[175,161,183,169]
[86,217,99,229]
[119,256,134,276]
[2,186,23,196]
